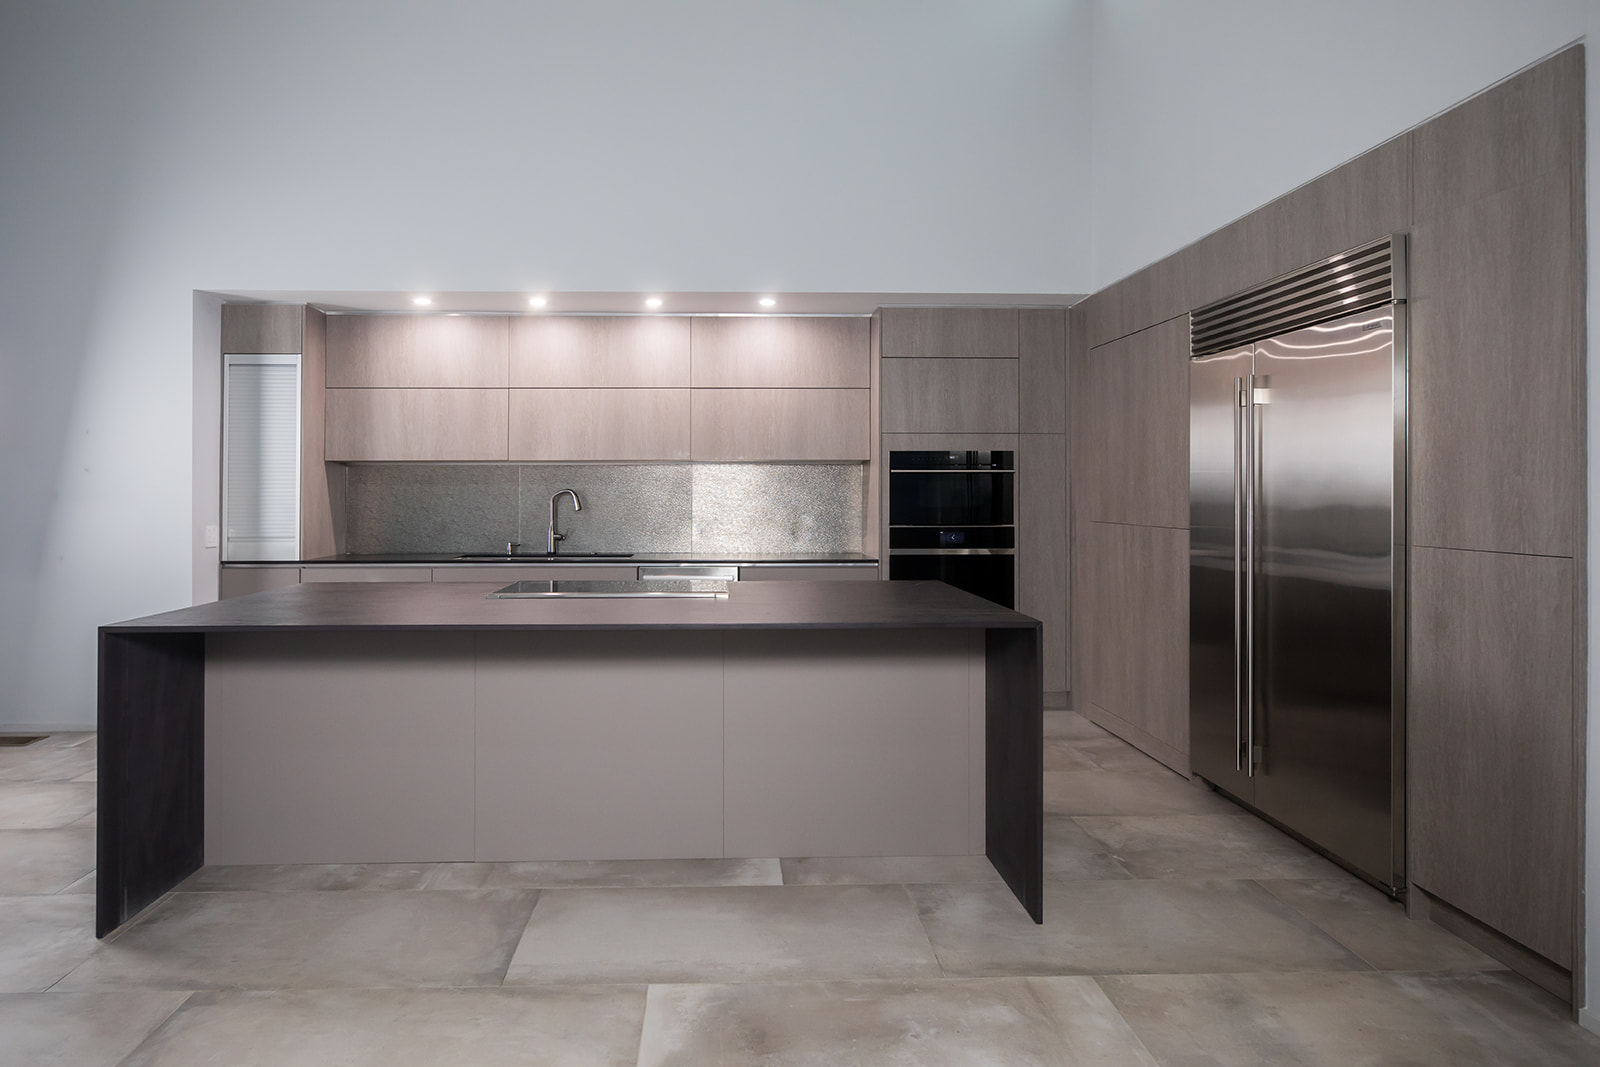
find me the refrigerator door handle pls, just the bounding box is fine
[1244,373,1258,777]
[1233,376,1246,772]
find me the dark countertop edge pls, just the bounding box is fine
[104,620,1038,634]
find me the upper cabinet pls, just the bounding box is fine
[880,308,1018,359]
[326,315,509,388]
[510,316,690,388]
[1018,309,1068,435]
[691,317,870,388]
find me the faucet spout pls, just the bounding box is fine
[548,489,581,554]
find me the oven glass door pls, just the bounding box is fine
[889,471,1014,528]
[888,552,1015,609]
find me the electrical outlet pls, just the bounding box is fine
[204,524,219,549]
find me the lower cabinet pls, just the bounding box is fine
[218,566,301,600]
[738,565,878,581]
[299,566,433,583]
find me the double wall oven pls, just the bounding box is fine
[887,451,1014,608]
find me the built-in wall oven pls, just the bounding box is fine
[887,450,1014,608]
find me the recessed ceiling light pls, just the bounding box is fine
[644,296,664,309]
[412,296,433,307]
[529,296,547,308]
[759,297,776,308]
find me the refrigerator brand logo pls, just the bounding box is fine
[1362,322,1384,331]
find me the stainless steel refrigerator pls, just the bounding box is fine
[1189,236,1406,895]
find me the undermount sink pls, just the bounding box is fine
[454,552,635,560]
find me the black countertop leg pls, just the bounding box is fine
[97,631,205,937]
[985,624,1043,923]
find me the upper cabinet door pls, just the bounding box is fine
[880,308,1018,359]
[325,389,508,461]
[1018,309,1068,434]
[326,316,509,388]
[691,389,871,461]
[881,358,1019,434]
[690,317,870,388]
[510,316,691,388]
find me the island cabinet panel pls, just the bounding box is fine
[325,388,508,461]
[1409,546,1576,969]
[204,632,478,864]
[1018,309,1068,434]
[691,388,871,460]
[690,316,870,388]
[509,388,691,461]
[722,629,984,858]
[880,307,1018,359]
[325,314,509,388]
[509,315,691,388]
[881,358,1019,434]
[475,632,725,861]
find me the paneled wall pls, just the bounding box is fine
[1069,47,1585,998]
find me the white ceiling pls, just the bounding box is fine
[208,290,1086,316]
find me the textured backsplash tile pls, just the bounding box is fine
[341,462,865,556]
[691,464,865,554]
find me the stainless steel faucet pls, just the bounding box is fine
[547,489,581,554]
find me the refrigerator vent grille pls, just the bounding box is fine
[1190,236,1399,356]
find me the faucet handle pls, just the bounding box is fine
[506,542,521,555]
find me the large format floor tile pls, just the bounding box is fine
[0,783,97,830]
[504,884,942,985]
[55,890,538,991]
[1098,970,1600,1067]
[0,739,97,783]
[118,987,647,1067]
[1042,816,1133,882]
[180,864,436,892]
[423,858,782,890]
[0,991,190,1067]
[1042,710,1110,741]
[909,879,1367,977]
[1258,878,1502,972]
[0,895,99,993]
[636,977,1160,1067]
[1074,813,1346,880]
[780,855,1001,886]
[0,828,95,895]
[1044,769,1236,817]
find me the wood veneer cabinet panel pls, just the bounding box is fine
[221,304,304,355]
[1410,546,1575,967]
[299,307,339,558]
[691,316,869,388]
[1410,167,1581,557]
[1083,253,1188,349]
[509,388,691,461]
[324,388,508,461]
[879,308,1018,359]
[509,316,691,388]
[326,315,509,388]
[691,389,870,461]
[1018,433,1068,692]
[881,358,1019,434]
[1019,309,1068,434]
[1080,317,1189,529]
[1412,46,1581,223]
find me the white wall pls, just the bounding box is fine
[1089,0,1600,1032]
[0,0,1092,729]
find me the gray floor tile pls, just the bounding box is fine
[55,890,538,991]
[1098,970,1600,1067]
[637,976,1159,1066]
[504,884,942,985]
[1258,878,1504,972]
[1043,816,1133,882]
[1074,814,1346,880]
[1044,769,1235,816]
[179,863,435,892]
[909,879,1368,978]
[0,828,95,895]
[422,857,782,890]
[59,871,95,896]
[118,987,647,1067]
[0,896,99,993]
[1042,710,1109,741]
[0,990,190,1067]
[780,855,1002,886]
[1071,735,1183,775]
[1043,737,1102,772]
[0,742,97,783]
[0,783,97,830]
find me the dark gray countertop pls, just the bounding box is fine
[227,552,879,566]
[104,579,1033,633]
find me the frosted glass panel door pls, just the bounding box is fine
[224,354,301,561]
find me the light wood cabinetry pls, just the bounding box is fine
[692,389,871,461]
[326,315,509,388]
[218,566,301,600]
[691,316,870,388]
[299,565,433,583]
[222,305,305,355]
[324,388,508,461]
[509,316,691,387]
[1082,253,1189,350]
[737,565,879,581]
[1079,317,1189,529]
[1018,433,1068,693]
[1018,309,1068,434]
[880,308,1018,359]
[509,389,691,461]
[881,358,1019,433]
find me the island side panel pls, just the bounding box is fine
[987,624,1043,923]
[204,632,477,864]
[722,628,979,858]
[97,630,205,938]
[474,631,725,861]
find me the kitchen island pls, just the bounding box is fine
[97,579,1040,935]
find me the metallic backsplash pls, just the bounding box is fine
[342,463,866,556]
